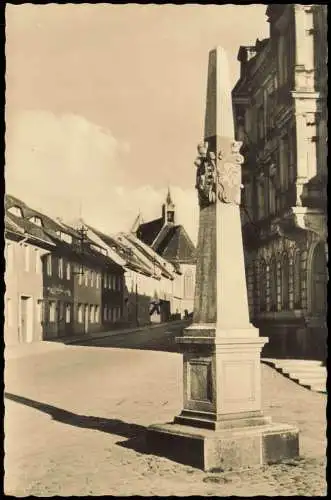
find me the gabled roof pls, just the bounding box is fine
[5,211,55,245]
[86,224,153,276]
[153,225,196,264]
[5,213,25,234]
[119,232,176,280]
[136,217,164,246]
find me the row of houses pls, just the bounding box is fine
[4,190,197,346]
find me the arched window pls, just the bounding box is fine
[259,259,267,312]
[293,250,301,309]
[270,257,277,312]
[184,269,194,299]
[281,253,290,310]
[310,242,327,314]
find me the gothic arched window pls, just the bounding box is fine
[281,253,290,310]
[293,250,301,309]
[270,257,277,312]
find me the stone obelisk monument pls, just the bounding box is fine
[147,47,299,471]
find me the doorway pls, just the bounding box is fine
[20,296,33,343]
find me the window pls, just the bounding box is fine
[108,275,112,290]
[56,231,72,244]
[78,267,83,285]
[257,176,265,220]
[95,306,100,323]
[270,258,277,312]
[90,271,94,287]
[257,105,265,141]
[49,301,56,322]
[58,301,64,321]
[96,273,100,289]
[29,216,42,227]
[281,253,290,310]
[66,262,71,280]
[24,244,30,272]
[89,305,94,323]
[5,243,13,270]
[280,135,289,191]
[108,308,113,321]
[35,249,42,274]
[58,258,64,279]
[65,304,71,324]
[85,269,89,287]
[264,176,269,218]
[259,260,267,312]
[37,299,44,323]
[293,251,301,309]
[117,307,121,321]
[269,169,277,215]
[103,275,107,289]
[103,306,108,321]
[184,270,194,299]
[46,254,52,276]
[78,304,83,323]
[6,298,12,327]
[112,275,116,290]
[8,206,22,217]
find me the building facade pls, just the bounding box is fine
[132,189,196,318]
[85,222,177,326]
[5,204,55,345]
[4,195,125,344]
[232,5,327,360]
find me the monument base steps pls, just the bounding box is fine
[146,421,299,472]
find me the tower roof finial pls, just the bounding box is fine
[166,186,173,205]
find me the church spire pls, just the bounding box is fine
[166,186,173,206]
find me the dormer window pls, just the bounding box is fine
[8,206,23,218]
[56,231,72,244]
[29,216,43,227]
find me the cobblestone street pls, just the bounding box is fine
[4,324,327,496]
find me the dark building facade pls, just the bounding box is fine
[232,5,327,360]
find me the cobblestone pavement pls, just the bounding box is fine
[4,324,327,496]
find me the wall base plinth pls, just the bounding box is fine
[146,421,299,471]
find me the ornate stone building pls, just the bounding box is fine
[232,4,327,360]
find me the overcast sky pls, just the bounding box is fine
[5,4,269,244]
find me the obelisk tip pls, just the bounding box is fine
[204,46,234,141]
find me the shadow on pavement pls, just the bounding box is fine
[4,392,202,467]
[4,392,147,439]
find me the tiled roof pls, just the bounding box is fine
[136,217,164,246]
[5,212,55,245]
[153,225,196,264]
[119,232,176,280]
[5,214,25,234]
[87,225,153,276]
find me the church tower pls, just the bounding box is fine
[162,188,175,225]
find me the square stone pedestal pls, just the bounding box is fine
[146,332,300,471]
[146,421,299,471]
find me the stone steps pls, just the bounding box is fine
[261,358,327,394]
